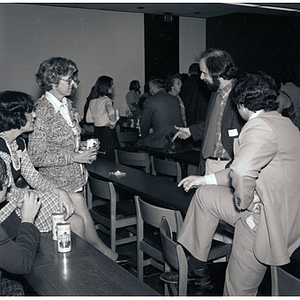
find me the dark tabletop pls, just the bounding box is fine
[87,156,194,213]
[25,232,159,296]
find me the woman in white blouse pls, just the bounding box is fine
[86,76,119,161]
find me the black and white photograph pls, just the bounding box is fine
[0,1,300,296]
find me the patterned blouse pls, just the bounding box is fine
[28,93,88,192]
[0,133,59,232]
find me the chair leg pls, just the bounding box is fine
[164,283,170,296]
[111,225,116,252]
[137,248,144,281]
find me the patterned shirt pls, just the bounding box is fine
[0,134,59,232]
[212,81,233,159]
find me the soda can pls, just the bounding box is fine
[52,212,65,241]
[57,222,72,253]
[86,138,98,149]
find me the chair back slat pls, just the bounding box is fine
[151,156,182,183]
[115,149,150,173]
[135,196,183,232]
[88,175,115,201]
[117,131,139,143]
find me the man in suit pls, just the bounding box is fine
[173,72,300,295]
[180,63,210,126]
[0,158,41,296]
[137,77,184,149]
[173,49,245,176]
[180,63,211,126]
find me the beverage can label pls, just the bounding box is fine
[57,222,72,253]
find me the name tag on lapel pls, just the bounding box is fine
[228,129,238,137]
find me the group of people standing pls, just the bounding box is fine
[0,57,129,295]
[1,47,300,296]
[121,48,300,296]
[159,48,300,296]
[131,67,210,150]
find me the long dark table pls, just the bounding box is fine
[87,156,234,235]
[87,156,194,213]
[24,232,159,296]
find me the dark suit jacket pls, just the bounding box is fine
[138,89,184,149]
[0,222,40,274]
[180,74,210,126]
[189,90,245,174]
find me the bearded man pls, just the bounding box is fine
[173,49,245,176]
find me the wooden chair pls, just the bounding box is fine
[114,149,150,173]
[271,265,300,295]
[87,174,137,252]
[159,216,188,296]
[150,156,182,183]
[134,195,183,281]
[159,216,232,296]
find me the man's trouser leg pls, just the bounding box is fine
[206,158,234,244]
[223,212,267,296]
[177,185,238,261]
[177,185,267,296]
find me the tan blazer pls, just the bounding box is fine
[216,111,300,266]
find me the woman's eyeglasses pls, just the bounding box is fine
[60,77,80,86]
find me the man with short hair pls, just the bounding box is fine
[172,72,300,295]
[137,77,184,149]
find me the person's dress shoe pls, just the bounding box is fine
[160,267,214,290]
[115,254,132,267]
[160,270,196,284]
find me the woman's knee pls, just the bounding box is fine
[69,192,88,211]
[69,192,85,203]
[69,213,85,233]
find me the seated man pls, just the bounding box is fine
[166,72,300,295]
[137,77,184,149]
[0,157,41,296]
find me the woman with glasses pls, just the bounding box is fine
[27,58,130,265]
[28,57,94,192]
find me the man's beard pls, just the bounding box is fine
[206,77,220,92]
